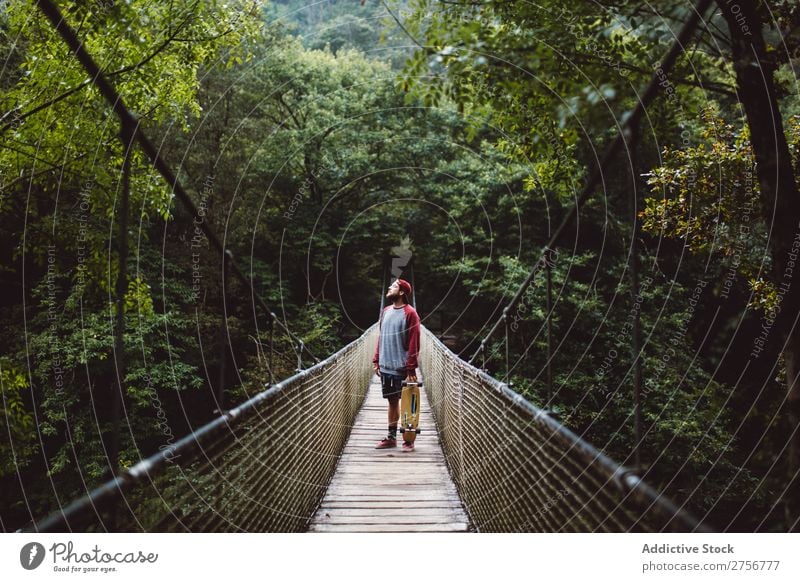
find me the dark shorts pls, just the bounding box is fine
[380,372,404,400]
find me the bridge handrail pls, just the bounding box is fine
[25,325,378,532]
[422,327,711,532]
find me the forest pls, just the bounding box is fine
[1,0,800,532]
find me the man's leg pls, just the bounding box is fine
[388,394,400,437]
[376,374,401,448]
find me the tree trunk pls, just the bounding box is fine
[716,0,800,530]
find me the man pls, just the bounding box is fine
[372,278,421,451]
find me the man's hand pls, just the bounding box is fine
[406,372,417,383]
[373,363,381,377]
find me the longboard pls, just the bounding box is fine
[399,380,422,445]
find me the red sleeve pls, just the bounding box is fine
[373,307,387,365]
[404,305,421,373]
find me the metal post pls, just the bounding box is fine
[545,260,553,405]
[296,340,304,372]
[627,124,644,471]
[109,118,136,481]
[458,363,465,483]
[409,256,417,309]
[379,249,389,315]
[503,310,511,386]
[268,312,275,385]
[216,249,232,412]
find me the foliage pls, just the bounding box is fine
[392,0,800,529]
[641,107,800,313]
[0,0,263,524]
[1,0,262,224]
[268,0,413,65]
[0,359,35,477]
[1,0,799,533]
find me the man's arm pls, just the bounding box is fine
[372,308,385,374]
[405,306,421,379]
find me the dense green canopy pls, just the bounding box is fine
[2,0,799,532]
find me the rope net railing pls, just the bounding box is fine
[420,327,708,533]
[28,326,377,533]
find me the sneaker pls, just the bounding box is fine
[402,441,415,452]
[375,437,397,449]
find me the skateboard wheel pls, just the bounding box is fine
[399,428,405,433]
[417,429,421,435]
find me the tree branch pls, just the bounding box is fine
[0,6,197,133]
[568,53,738,97]
[275,93,304,130]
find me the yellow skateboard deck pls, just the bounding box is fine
[399,380,421,444]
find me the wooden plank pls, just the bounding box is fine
[323,492,461,499]
[338,458,445,463]
[330,476,452,483]
[329,472,447,480]
[326,478,457,485]
[313,515,468,525]
[322,501,460,507]
[316,517,467,525]
[320,500,461,515]
[307,371,471,533]
[320,501,462,506]
[309,523,470,533]
[332,468,449,476]
[332,464,449,471]
[324,484,453,490]
[338,454,445,460]
[320,494,457,500]
[314,508,465,517]
[332,467,451,478]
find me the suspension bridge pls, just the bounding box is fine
[27,322,708,533]
[22,0,716,533]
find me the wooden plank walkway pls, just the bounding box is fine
[308,369,471,532]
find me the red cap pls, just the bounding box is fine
[396,278,412,298]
